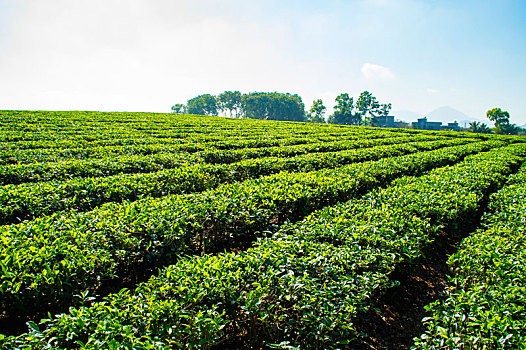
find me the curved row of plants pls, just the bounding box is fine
[0,111,362,141]
[0,137,464,224]
[192,134,442,164]
[0,140,496,325]
[0,132,434,167]
[0,124,418,159]
[413,163,526,349]
[0,127,313,151]
[0,134,320,165]
[0,132,433,185]
[1,110,396,151]
[1,110,489,153]
[0,152,199,186]
[0,136,314,185]
[3,143,524,349]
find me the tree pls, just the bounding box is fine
[186,94,218,116]
[486,108,510,126]
[217,91,243,118]
[242,92,305,122]
[499,123,520,135]
[377,103,392,117]
[487,107,518,135]
[356,91,380,125]
[468,121,491,134]
[355,91,393,126]
[171,104,185,114]
[306,99,326,123]
[328,93,361,125]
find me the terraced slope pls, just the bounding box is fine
[0,110,523,349]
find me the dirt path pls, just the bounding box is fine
[350,228,466,350]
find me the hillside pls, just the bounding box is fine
[0,110,525,349]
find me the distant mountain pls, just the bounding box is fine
[520,124,526,129]
[426,106,472,124]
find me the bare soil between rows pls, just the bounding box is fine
[350,228,468,350]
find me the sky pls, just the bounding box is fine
[1,0,525,125]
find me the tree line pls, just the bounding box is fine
[171,90,392,126]
[172,92,523,135]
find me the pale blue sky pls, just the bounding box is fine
[1,0,525,124]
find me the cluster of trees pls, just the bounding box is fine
[172,90,391,126]
[486,108,522,135]
[467,108,522,135]
[173,94,523,135]
[172,91,304,122]
[325,91,392,126]
[243,92,305,122]
[467,121,491,134]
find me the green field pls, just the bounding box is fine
[0,110,525,349]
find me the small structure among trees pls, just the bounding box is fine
[373,115,395,128]
[411,117,460,131]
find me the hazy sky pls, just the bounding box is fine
[1,0,525,124]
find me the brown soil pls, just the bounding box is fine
[350,229,463,350]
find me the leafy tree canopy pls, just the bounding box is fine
[328,93,361,125]
[179,90,392,126]
[187,94,218,116]
[487,107,519,135]
[171,104,185,114]
[487,107,510,126]
[356,91,379,118]
[328,91,391,126]
[307,99,326,123]
[242,92,305,122]
[218,91,243,118]
[377,103,392,117]
[356,91,392,126]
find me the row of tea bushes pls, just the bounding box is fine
[0,126,314,151]
[195,134,442,164]
[0,134,322,165]
[413,163,526,349]
[0,152,200,186]
[0,136,320,185]
[0,138,471,224]
[4,143,523,349]
[0,124,422,165]
[0,111,351,139]
[0,141,493,322]
[1,110,399,150]
[0,133,436,185]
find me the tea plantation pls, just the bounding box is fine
[0,111,524,349]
